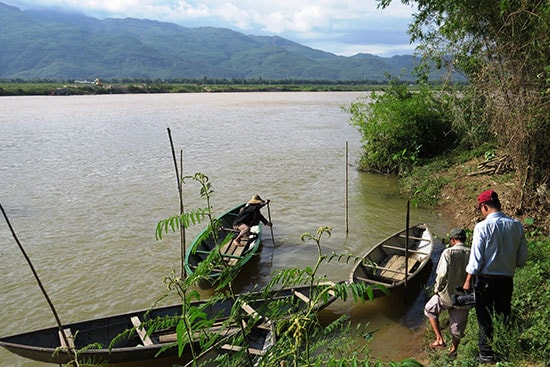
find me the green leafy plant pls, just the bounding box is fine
[484,150,495,161]
[344,77,455,176]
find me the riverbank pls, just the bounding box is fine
[0,82,384,96]
[435,154,548,233]
[400,152,549,366]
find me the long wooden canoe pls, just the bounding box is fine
[183,282,338,367]
[184,203,263,287]
[349,223,434,297]
[0,284,337,366]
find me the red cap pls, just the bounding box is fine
[477,190,498,204]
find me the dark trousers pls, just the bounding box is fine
[474,275,514,356]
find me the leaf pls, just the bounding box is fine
[365,286,374,301]
[399,358,423,367]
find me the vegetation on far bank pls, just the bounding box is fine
[0,80,396,96]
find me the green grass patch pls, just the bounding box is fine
[425,233,550,366]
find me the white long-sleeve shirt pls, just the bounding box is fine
[466,212,528,277]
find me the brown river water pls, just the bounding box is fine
[0,92,452,366]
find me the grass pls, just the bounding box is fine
[403,146,549,366]
[422,233,549,367]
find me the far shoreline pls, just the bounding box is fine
[0,81,393,97]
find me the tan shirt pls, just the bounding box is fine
[435,243,470,307]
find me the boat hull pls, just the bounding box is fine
[184,203,263,287]
[0,284,336,366]
[349,223,434,297]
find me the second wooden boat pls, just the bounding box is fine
[349,223,434,297]
[0,284,336,366]
[184,203,263,287]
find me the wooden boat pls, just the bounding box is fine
[0,284,337,366]
[184,203,263,287]
[349,223,434,297]
[183,282,338,367]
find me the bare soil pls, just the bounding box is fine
[436,155,549,232]
[404,154,548,365]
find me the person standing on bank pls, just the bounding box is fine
[463,190,528,364]
[232,194,272,246]
[424,228,471,357]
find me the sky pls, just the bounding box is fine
[3,0,418,57]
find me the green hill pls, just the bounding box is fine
[0,2,450,82]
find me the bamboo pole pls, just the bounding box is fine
[405,200,410,290]
[345,141,349,235]
[167,128,186,278]
[1,203,75,364]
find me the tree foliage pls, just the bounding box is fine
[344,78,454,175]
[378,0,550,212]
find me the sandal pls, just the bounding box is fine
[429,341,446,348]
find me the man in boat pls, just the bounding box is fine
[424,227,471,357]
[232,194,272,246]
[463,190,528,364]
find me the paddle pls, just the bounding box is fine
[267,201,275,246]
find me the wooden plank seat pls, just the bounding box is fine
[241,302,260,318]
[397,234,432,242]
[220,238,251,266]
[239,302,273,330]
[379,255,418,281]
[220,344,265,356]
[219,242,246,266]
[361,261,407,275]
[292,290,311,304]
[382,244,427,254]
[354,276,394,286]
[58,328,75,349]
[131,316,154,346]
[158,325,240,343]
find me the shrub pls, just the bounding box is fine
[344,78,455,175]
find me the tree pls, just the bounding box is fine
[378,0,549,213]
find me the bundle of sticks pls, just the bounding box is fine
[468,154,513,176]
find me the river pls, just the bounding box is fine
[0,92,451,366]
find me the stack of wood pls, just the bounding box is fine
[468,154,513,176]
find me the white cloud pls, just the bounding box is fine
[4,0,417,56]
[306,40,417,57]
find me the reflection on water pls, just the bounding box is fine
[0,93,452,366]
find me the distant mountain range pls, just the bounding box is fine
[0,2,451,82]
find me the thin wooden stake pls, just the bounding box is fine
[405,200,410,291]
[167,128,186,278]
[345,141,349,235]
